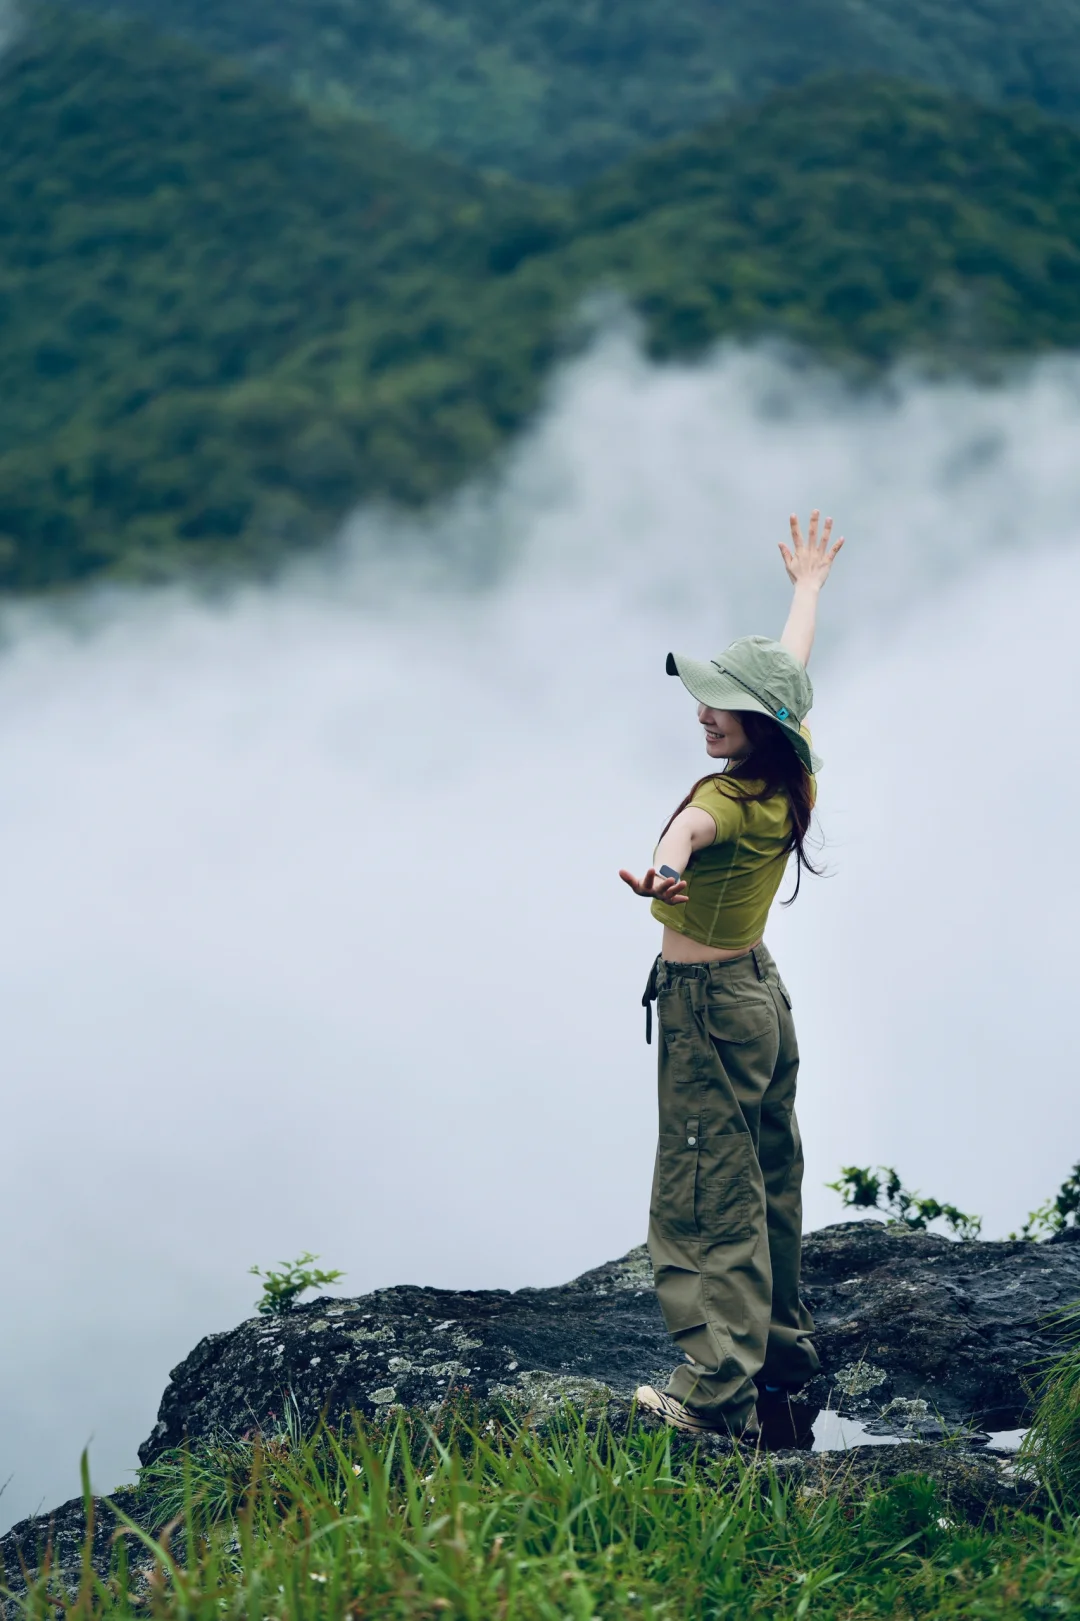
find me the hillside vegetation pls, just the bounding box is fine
[5,11,1080,589]
[62,0,1080,182]
[0,12,520,585]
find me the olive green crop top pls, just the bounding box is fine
[650,739,816,950]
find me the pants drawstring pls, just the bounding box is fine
[642,956,661,1044]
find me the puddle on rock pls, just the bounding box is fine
[812,1412,903,1451]
[812,1411,1029,1453]
[983,1428,1027,1453]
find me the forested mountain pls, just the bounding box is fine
[61,0,1080,182]
[4,9,1080,590]
[0,11,514,585]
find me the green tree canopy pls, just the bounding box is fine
[4,12,1080,590]
[58,0,1080,183]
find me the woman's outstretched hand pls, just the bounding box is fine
[779,509,844,590]
[619,867,689,905]
[779,508,846,665]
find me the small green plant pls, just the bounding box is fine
[828,1166,982,1240]
[249,1253,344,1315]
[1011,1161,1080,1241]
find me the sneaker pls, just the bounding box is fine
[634,1385,745,1437]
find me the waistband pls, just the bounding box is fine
[641,944,776,1043]
[659,944,775,983]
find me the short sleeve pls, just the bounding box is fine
[688,779,744,844]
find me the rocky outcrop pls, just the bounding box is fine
[0,1491,150,1613]
[138,1220,1080,1463]
[799,1220,1080,1434]
[4,1220,1078,1607]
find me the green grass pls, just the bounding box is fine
[8,1409,1080,1619]
[10,11,1080,593]
[1021,1303,1080,1510]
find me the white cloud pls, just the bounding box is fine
[2,332,1080,1528]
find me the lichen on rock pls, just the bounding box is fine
[488,1369,616,1418]
[833,1361,888,1397]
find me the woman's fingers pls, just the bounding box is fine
[619,867,690,902]
[788,512,843,574]
[619,867,659,896]
[791,511,829,554]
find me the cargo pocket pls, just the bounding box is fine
[657,983,713,1083]
[705,981,775,1046]
[696,1131,759,1243]
[653,1268,711,1340]
[652,1128,702,1240]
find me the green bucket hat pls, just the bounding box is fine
[666,635,821,774]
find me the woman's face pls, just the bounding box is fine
[698,705,750,760]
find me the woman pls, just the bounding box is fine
[619,510,844,1441]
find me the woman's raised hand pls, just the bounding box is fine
[779,510,844,590]
[619,867,689,904]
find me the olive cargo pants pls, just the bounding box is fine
[644,947,819,1432]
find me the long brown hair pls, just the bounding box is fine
[660,711,820,904]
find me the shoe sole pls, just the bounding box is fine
[634,1385,732,1436]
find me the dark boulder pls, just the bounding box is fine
[0,1490,150,1613]
[799,1219,1080,1430]
[138,1243,665,1466]
[138,1220,1080,1464]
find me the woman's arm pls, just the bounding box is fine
[619,806,716,903]
[778,509,845,666]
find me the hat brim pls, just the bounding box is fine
[666,651,822,774]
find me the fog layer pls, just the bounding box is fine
[3,335,1079,1529]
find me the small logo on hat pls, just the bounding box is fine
[776,707,790,721]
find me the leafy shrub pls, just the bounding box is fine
[249,1253,344,1315]
[829,1158,1080,1244]
[1011,1161,1080,1241]
[829,1165,982,1239]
